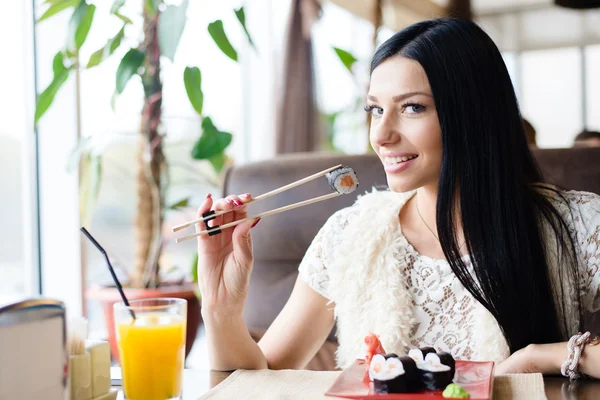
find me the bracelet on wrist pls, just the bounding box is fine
[560,331,599,380]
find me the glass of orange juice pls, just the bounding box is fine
[114,298,187,400]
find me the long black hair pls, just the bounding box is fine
[371,18,581,352]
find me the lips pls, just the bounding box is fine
[381,154,418,173]
[381,155,418,165]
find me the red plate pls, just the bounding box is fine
[325,359,495,400]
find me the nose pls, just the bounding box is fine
[370,113,401,148]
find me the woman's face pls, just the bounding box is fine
[368,56,443,193]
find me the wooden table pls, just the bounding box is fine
[544,376,600,400]
[112,368,231,400]
[112,369,600,399]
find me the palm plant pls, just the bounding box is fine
[35,0,255,288]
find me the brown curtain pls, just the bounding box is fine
[275,0,322,154]
[446,0,472,20]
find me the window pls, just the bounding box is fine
[479,7,600,148]
[0,0,38,304]
[520,47,583,148]
[585,45,600,132]
[312,2,375,154]
[502,52,519,100]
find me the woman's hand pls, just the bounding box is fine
[195,193,259,315]
[495,343,565,376]
[495,345,539,375]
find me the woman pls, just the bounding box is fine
[196,18,600,377]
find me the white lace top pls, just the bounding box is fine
[298,189,600,369]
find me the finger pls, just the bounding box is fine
[239,193,252,204]
[218,196,239,225]
[195,193,214,244]
[226,194,246,207]
[231,195,252,235]
[197,196,232,244]
[231,196,249,223]
[223,195,247,226]
[232,217,259,265]
[223,195,240,226]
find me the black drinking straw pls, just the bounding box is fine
[80,227,136,320]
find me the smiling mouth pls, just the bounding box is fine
[382,155,418,165]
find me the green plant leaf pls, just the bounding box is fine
[168,197,190,210]
[208,20,238,62]
[234,7,256,50]
[44,0,71,4]
[68,1,96,51]
[35,52,71,123]
[110,0,125,13]
[114,12,133,24]
[35,70,70,123]
[191,117,232,160]
[38,0,80,22]
[115,48,145,93]
[158,0,189,61]
[183,66,203,115]
[87,48,104,69]
[109,27,125,53]
[52,51,66,76]
[110,0,132,24]
[87,26,125,68]
[208,152,226,173]
[333,47,358,72]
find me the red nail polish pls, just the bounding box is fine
[234,200,243,207]
[242,193,251,198]
[251,218,261,228]
[205,193,212,199]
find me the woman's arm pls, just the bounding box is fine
[204,277,335,371]
[203,309,268,371]
[258,277,335,370]
[497,192,600,377]
[495,341,600,378]
[197,192,336,372]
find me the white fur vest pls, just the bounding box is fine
[326,190,511,369]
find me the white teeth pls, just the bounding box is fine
[382,155,417,165]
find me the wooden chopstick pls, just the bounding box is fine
[175,192,342,243]
[171,164,343,232]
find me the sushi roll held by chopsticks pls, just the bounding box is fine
[326,166,359,194]
[173,164,359,242]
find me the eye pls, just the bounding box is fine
[364,104,384,116]
[402,103,426,114]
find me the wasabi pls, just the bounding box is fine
[442,383,469,398]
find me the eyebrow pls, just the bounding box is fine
[367,92,432,102]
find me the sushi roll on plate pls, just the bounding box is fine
[437,352,456,378]
[418,353,454,390]
[408,347,436,365]
[369,354,420,394]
